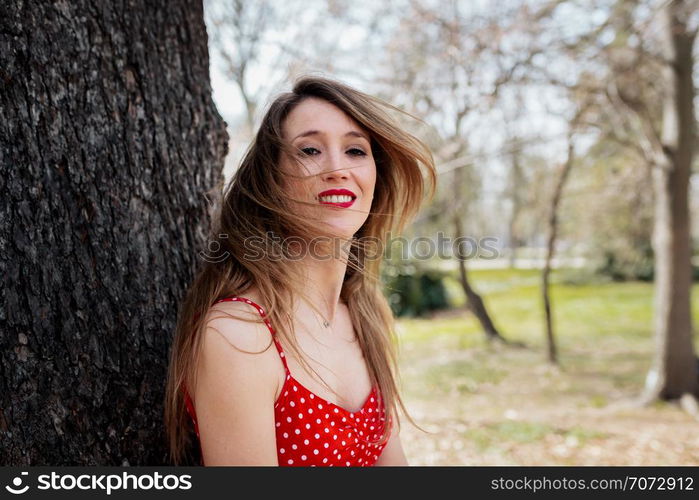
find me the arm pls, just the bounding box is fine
[192,303,282,465]
[374,421,409,466]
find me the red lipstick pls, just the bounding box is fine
[317,188,357,208]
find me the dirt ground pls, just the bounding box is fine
[396,326,699,466]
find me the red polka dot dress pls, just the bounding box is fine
[183,296,390,467]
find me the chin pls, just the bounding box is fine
[323,222,360,239]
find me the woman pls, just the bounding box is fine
[164,76,436,466]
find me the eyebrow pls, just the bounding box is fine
[291,130,369,142]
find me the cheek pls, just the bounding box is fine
[365,166,377,197]
[280,159,312,196]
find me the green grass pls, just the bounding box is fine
[395,267,699,464]
[400,268,699,348]
[462,421,608,453]
[421,358,508,396]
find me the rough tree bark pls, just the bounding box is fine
[641,0,699,407]
[0,0,228,464]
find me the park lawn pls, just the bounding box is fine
[395,268,699,465]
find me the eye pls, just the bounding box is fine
[347,148,367,156]
[299,147,320,156]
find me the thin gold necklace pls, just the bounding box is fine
[302,295,334,329]
[316,302,333,328]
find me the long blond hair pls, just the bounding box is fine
[164,75,436,464]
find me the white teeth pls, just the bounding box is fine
[319,195,353,203]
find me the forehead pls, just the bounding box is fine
[282,97,367,139]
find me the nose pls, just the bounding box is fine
[322,154,350,181]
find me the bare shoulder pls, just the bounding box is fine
[194,290,282,402]
[203,289,271,353]
[192,290,282,464]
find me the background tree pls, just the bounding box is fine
[0,0,227,464]
[639,0,698,406]
[518,0,698,406]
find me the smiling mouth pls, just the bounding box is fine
[318,194,356,208]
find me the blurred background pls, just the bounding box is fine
[203,0,699,465]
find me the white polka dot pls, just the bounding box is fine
[346,461,350,466]
[325,414,329,418]
[370,426,374,430]
[284,391,288,396]
[286,417,292,423]
[290,401,295,407]
[323,458,328,463]
[298,413,303,419]
[318,404,323,410]
[338,454,342,459]
[368,408,373,413]
[370,397,374,403]
[276,422,280,427]
[280,407,285,412]
[305,423,311,429]
[288,459,293,464]
[295,429,301,435]
[280,448,285,454]
[308,408,313,414]
[342,417,346,422]
[300,397,305,403]
[301,455,307,461]
[304,439,309,445]
[293,386,298,392]
[324,428,329,433]
[283,432,288,438]
[333,408,339,413]
[316,418,321,424]
[292,444,298,450]
[313,449,319,455]
[342,441,346,446]
[333,435,337,440]
[314,433,320,439]
[310,394,315,399]
[330,422,335,426]
[333,449,338,455]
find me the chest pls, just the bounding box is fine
[280,305,373,413]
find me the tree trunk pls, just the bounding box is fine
[507,150,523,268]
[450,166,506,343]
[453,212,506,343]
[642,0,698,403]
[541,137,574,365]
[0,0,228,465]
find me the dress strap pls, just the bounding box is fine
[213,296,290,376]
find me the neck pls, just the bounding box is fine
[293,239,351,325]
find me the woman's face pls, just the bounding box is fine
[281,97,377,239]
